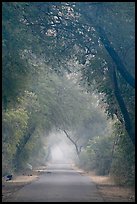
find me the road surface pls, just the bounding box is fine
[6,163,104,202]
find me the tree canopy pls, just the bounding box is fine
[2,2,135,186]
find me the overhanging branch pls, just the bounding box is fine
[95,26,135,88]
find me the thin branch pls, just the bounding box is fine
[63,130,80,157]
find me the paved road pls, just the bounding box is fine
[7,163,104,202]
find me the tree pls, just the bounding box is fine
[2,2,135,185]
[71,2,135,144]
[9,2,134,144]
[2,107,29,174]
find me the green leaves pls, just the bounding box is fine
[110,132,135,185]
[3,108,29,142]
[2,2,135,185]
[2,107,29,174]
[85,135,113,175]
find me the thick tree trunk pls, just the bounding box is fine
[96,26,135,88]
[14,126,36,170]
[112,68,135,144]
[79,9,135,88]
[94,26,135,145]
[82,10,135,144]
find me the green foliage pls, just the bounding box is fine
[2,2,135,137]
[2,108,29,175]
[110,122,135,186]
[78,119,135,186]
[2,2,135,188]
[78,149,93,171]
[80,135,113,175]
[2,2,43,109]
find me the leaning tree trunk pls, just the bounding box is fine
[96,26,135,145]
[63,130,81,159]
[74,10,135,145]
[96,25,135,88]
[14,126,36,170]
[79,9,135,88]
[112,68,135,145]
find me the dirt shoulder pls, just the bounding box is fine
[73,165,135,202]
[88,171,135,202]
[2,166,47,202]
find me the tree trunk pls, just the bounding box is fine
[14,126,36,170]
[96,25,135,88]
[78,9,135,88]
[81,9,135,144]
[63,130,81,158]
[112,68,135,144]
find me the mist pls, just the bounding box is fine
[46,131,78,164]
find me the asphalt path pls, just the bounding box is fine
[7,163,104,202]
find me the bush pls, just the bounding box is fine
[110,132,135,186]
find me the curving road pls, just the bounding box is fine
[6,163,104,202]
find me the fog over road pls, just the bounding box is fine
[7,163,104,202]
